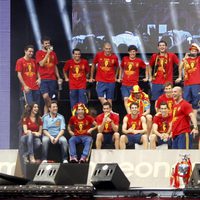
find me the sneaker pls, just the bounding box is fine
[42,160,48,163]
[23,155,29,163]
[79,156,87,163]
[70,156,78,163]
[63,159,68,164]
[29,155,36,163]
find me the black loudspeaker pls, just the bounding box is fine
[187,163,200,188]
[91,163,130,190]
[33,163,73,185]
[0,173,29,185]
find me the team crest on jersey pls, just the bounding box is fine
[55,120,60,126]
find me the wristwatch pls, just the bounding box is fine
[193,126,198,130]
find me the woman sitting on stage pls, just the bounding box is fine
[20,103,42,163]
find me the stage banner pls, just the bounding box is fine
[0,150,23,177]
[87,150,200,188]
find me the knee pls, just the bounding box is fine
[96,133,103,140]
[141,134,148,142]
[114,132,120,140]
[120,135,126,143]
[149,134,156,142]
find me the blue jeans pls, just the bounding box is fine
[69,136,92,158]
[70,89,87,109]
[20,133,42,157]
[24,90,41,105]
[42,135,68,161]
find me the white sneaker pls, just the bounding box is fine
[42,160,47,163]
[63,159,68,163]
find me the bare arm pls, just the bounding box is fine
[17,72,30,92]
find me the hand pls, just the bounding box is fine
[116,78,121,83]
[88,78,95,83]
[191,128,199,138]
[87,128,93,134]
[148,77,152,82]
[36,78,41,86]
[143,77,148,82]
[175,77,181,83]
[50,136,55,144]
[57,78,63,84]
[65,77,69,82]
[24,85,30,93]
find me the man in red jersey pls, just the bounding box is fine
[155,82,174,114]
[16,44,41,106]
[68,103,97,163]
[90,42,119,105]
[120,102,148,149]
[172,86,198,149]
[96,101,120,149]
[149,40,179,101]
[36,36,62,113]
[176,43,200,118]
[150,102,172,149]
[118,45,148,113]
[63,48,90,109]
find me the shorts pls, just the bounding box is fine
[172,132,193,149]
[151,83,164,101]
[40,80,57,98]
[96,82,115,100]
[127,133,142,145]
[120,85,132,98]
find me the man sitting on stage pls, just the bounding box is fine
[149,102,172,149]
[120,102,148,149]
[68,103,97,163]
[127,85,152,136]
[96,101,120,149]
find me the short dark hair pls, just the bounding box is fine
[128,45,138,52]
[159,101,168,108]
[48,100,58,108]
[41,36,51,44]
[72,48,81,54]
[130,102,139,108]
[102,101,112,108]
[164,82,173,88]
[24,44,34,51]
[158,40,167,46]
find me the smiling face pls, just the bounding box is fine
[49,103,58,115]
[158,42,167,54]
[130,103,139,115]
[160,104,168,117]
[31,104,39,115]
[42,40,51,51]
[172,87,182,101]
[24,48,34,59]
[103,43,112,56]
[128,49,137,59]
[73,50,81,62]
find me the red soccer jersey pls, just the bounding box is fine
[156,94,174,114]
[68,115,95,136]
[93,51,119,83]
[183,57,200,85]
[153,114,172,134]
[63,58,90,89]
[96,112,119,133]
[121,56,146,86]
[15,57,39,90]
[149,53,179,84]
[126,114,142,134]
[172,100,192,137]
[36,50,58,80]
[22,117,43,135]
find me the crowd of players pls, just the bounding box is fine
[15,36,200,164]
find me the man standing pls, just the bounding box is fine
[36,36,62,113]
[90,42,119,105]
[63,48,90,109]
[118,45,148,113]
[149,40,179,101]
[120,102,148,149]
[42,100,68,163]
[150,102,172,149]
[68,103,97,163]
[96,102,120,149]
[176,43,200,118]
[171,86,198,149]
[16,44,41,106]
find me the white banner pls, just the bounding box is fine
[87,149,200,188]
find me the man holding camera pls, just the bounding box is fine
[176,43,200,118]
[36,36,62,114]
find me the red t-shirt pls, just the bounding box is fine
[15,57,39,90]
[96,112,119,133]
[121,56,146,86]
[183,57,200,85]
[156,94,174,114]
[22,117,43,135]
[172,100,192,137]
[153,114,172,134]
[68,115,95,136]
[126,114,142,134]
[36,50,58,80]
[63,58,90,89]
[93,51,119,83]
[149,53,179,84]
